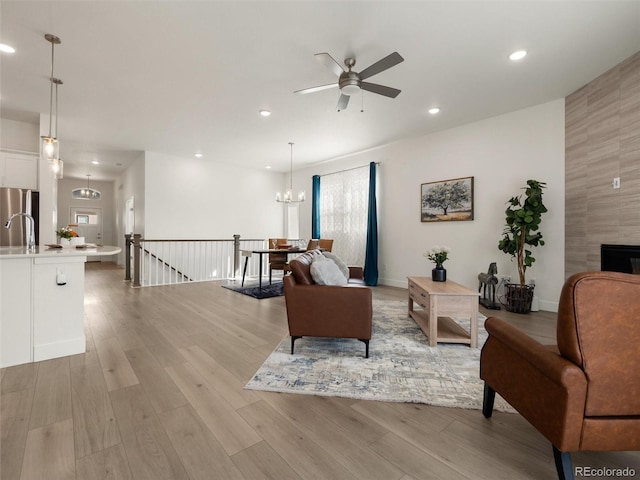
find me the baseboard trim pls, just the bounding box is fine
[33,336,86,362]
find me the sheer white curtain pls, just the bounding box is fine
[319,166,369,266]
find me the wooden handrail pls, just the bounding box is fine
[126,234,303,287]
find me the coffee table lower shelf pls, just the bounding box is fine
[409,309,472,346]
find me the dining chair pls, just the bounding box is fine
[306,239,319,250]
[268,238,289,284]
[318,239,333,252]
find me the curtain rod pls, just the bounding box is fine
[318,161,380,178]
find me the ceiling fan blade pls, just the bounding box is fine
[358,51,404,80]
[315,52,345,77]
[361,82,401,98]
[336,94,350,111]
[294,83,338,95]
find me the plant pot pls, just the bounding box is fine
[71,236,85,246]
[432,265,447,282]
[505,283,535,314]
[59,238,72,247]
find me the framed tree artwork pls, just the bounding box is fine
[421,176,474,222]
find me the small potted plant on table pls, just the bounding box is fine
[424,245,451,282]
[498,179,547,313]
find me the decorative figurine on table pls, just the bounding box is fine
[478,262,501,310]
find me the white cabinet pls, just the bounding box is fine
[0,255,86,367]
[0,151,38,189]
[33,257,85,362]
[0,258,33,367]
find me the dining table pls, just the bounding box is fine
[241,247,309,291]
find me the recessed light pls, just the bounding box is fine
[91,160,100,165]
[0,44,16,53]
[266,165,272,169]
[259,109,271,117]
[509,50,527,61]
[194,153,203,158]
[428,107,440,115]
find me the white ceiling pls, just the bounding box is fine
[1,1,639,181]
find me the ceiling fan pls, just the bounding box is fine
[294,51,404,111]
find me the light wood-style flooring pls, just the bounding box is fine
[2,263,639,479]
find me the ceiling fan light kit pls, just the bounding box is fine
[295,51,404,111]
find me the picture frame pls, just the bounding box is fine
[421,176,474,222]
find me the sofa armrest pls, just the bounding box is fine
[480,317,587,451]
[348,266,364,279]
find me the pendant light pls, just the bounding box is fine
[41,33,64,178]
[276,142,305,203]
[72,175,101,200]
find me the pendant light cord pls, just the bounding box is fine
[289,142,294,191]
[48,40,55,137]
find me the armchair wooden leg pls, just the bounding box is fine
[358,339,370,358]
[482,383,495,418]
[552,446,574,480]
[291,336,302,354]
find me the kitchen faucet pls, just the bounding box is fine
[4,213,36,251]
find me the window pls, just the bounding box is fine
[319,166,369,266]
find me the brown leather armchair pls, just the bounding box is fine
[283,250,372,357]
[480,271,640,480]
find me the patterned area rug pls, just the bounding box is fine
[222,280,283,299]
[246,299,514,412]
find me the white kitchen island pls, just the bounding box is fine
[0,245,121,368]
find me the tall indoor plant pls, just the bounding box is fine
[498,179,547,313]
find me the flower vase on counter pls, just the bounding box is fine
[71,237,85,246]
[56,227,81,248]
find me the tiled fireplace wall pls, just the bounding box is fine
[565,50,640,278]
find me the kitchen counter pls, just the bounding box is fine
[0,244,121,258]
[0,245,121,367]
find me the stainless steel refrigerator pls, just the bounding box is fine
[1,188,39,247]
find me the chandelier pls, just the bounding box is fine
[72,175,101,200]
[41,33,64,179]
[276,142,305,203]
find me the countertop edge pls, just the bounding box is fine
[0,245,121,259]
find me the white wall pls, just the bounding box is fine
[295,100,565,312]
[115,152,145,265]
[0,118,39,152]
[144,152,286,239]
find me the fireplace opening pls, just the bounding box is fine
[601,244,640,274]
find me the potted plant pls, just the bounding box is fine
[56,227,78,247]
[498,179,547,313]
[424,245,451,282]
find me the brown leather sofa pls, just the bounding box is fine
[283,250,372,357]
[480,271,640,480]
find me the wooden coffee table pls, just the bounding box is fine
[407,276,480,347]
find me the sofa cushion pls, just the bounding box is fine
[310,256,348,286]
[322,251,350,280]
[289,250,318,285]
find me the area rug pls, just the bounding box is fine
[222,280,283,299]
[245,299,514,412]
